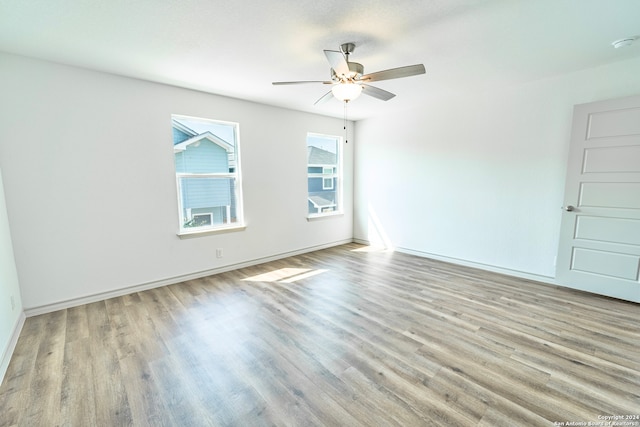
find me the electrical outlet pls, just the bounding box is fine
[216,248,223,258]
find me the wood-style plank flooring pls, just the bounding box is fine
[1,243,639,426]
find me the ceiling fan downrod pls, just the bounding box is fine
[337,43,363,82]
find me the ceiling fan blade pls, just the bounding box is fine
[361,84,396,101]
[272,80,332,85]
[314,90,334,105]
[360,64,425,83]
[324,50,350,77]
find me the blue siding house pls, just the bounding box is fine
[173,118,237,228]
[307,146,338,214]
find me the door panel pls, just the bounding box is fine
[571,248,639,281]
[575,216,640,246]
[556,94,640,302]
[586,107,640,138]
[583,145,640,173]
[579,182,640,209]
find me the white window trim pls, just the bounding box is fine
[306,133,343,219]
[307,211,343,221]
[177,224,247,238]
[173,115,245,237]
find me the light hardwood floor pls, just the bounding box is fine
[1,243,639,426]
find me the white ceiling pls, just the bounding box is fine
[1,0,639,120]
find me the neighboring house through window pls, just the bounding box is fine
[307,133,342,216]
[172,115,243,233]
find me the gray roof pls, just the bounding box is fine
[307,146,336,165]
[308,195,335,208]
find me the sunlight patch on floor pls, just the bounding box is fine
[242,267,328,283]
[350,245,393,253]
[281,269,328,283]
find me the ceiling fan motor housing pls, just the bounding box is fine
[331,62,364,81]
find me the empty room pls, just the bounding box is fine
[1,0,639,426]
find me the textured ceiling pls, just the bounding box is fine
[1,0,639,120]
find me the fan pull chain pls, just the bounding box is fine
[343,100,348,143]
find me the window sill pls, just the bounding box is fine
[177,224,246,239]
[307,212,344,222]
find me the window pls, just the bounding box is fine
[191,213,213,227]
[322,167,335,190]
[307,133,342,216]
[172,114,244,234]
[322,177,334,190]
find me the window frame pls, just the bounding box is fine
[306,132,343,219]
[172,114,245,237]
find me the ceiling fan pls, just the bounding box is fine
[272,43,426,105]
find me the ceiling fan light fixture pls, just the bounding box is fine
[331,82,363,102]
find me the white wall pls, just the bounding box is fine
[0,167,23,381]
[0,53,353,311]
[354,56,640,280]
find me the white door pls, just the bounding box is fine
[556,94,640,303]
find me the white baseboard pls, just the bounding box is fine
[24,239,354,317]
[1,311,25,385]
[352,238,557,285]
